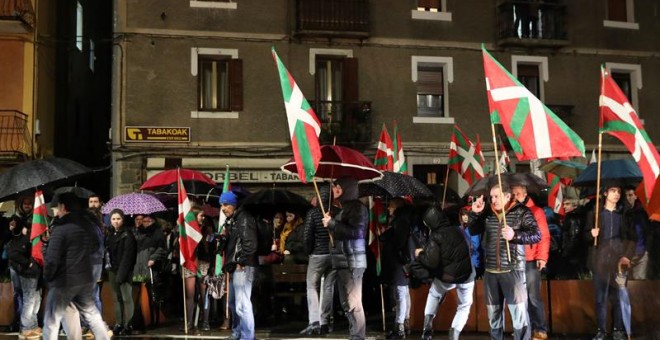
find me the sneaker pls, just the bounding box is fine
[532,331,548,340]
[112,324,123,335]
[612,330,627,340]
[33,328,43,336]
[219,319,230,330]
[592,329,607,340]
[300,322,320,335]
[200,322,211,332]
[19,329,41,339]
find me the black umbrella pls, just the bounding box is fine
[240,189,311,217]
[360,172,433,199]
[53,186,96,199]
[0,158,93,202]
[573,159,642,188]
[463,172,547,198]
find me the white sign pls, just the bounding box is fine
[147,169,300,183]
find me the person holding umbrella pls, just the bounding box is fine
[468,182,541,340]
[322,176,369,340]
[585,186,636,340]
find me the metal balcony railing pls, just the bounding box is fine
[0,110,32,162]
[310,100,372,148]
[497,0,568,47]
[295,0,369,39]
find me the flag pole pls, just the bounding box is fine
[441,166,450,210]
[177,167,189,335]
[313,178,334,247]
[375,214,386,332]
[490,123,511,262]
[593,132,604,246]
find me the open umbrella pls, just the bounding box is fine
[463,172,547,198]
[240,189,311,216]
[573,159,642,188]
[539,160,587,179]
[360,172,433,199]
[141,169,217,197]
[281,145,382,182]
[101,193,167,215]
[0,157,93,202]
[53,186,96,200]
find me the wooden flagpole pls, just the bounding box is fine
[594,132,604,246]
[441,166,450,210]
[490,123,511,262]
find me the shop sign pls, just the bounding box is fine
[125,126,190,142]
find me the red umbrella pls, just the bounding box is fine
[140,169,216,191]
[281,145,382,182]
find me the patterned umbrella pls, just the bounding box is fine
[0,157,92,202]
[102,193,167,215]
[281,145,382,182]
[360,172,433,198]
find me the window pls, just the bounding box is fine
[511,55,549,101]
[191,48,241,118]
[76,2,83,51]
[190,0,237,9]
[605,62,642,113]
[309,49,357,124]
[412,0,452,21]
[411,56,454,124]
[603,0,638,29]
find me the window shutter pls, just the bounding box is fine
[228,58,243,111]
[417,0,440,10]
[417,68,443,94]
[342,57,359,103]
[608,0,627,21]
[517,64,539,77]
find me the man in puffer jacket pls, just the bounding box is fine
[323,176,368,340]
[416,206,474,340]
[468,183,541,340]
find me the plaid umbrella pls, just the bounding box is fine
[102,193,167,215]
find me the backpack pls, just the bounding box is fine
[255,216,274,256]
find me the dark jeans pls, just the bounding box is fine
[306,254,336,325]
[594,272,624,331]
[525,261,547,332]
[484,270,528,340]
[337,267,365,340]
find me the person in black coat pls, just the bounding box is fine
[416,206,474,340]
[106,209,137,335]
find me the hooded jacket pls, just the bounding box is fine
[328,177,368,270]
[468,200,541,272]
[417,207,474,284]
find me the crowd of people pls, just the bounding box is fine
[0,175,659,340]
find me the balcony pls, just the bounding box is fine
[0,110,32,163]
[0,0,35,33]
[294,0,369,39]
[310,100,372,149]
[496,0,569,48]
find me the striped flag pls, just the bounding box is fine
[448,125,485,186]
[29,190,48,266]
[498,142,511,173]
[374,123,394,171]
[368,196,385,276]
[272,47,322,183]
[482,45,585,161]
[215,165,231,276]
[547,173,565,215]
[600,66,660,202]
[178,169,203,273]
[393,120,408,174]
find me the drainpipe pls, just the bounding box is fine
[110,0,123,197]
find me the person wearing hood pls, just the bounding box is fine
[468,183,541,340]
[415,206,474,340]
[7,195,33,333]
[322,176,368,340]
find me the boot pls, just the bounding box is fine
[404,318,412,336]
[592,329,607,340]
[300,321,321,335]
[421,314,434,340]
[386,323,406,339]
[448,328,460,340]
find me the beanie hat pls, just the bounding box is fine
[219,191,238,206]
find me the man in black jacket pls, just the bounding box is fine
[323,177,368,340]
[221,191,257,340]
[416,206,474,340]
[300,185,336,335]
[468,183,541,340]
[42,193,110,340]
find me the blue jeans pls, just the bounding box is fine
[9,268,23,324]
[18,275,41,330]
[82,264,103,328]
[42,283,110,340]
[594,273,623,331]
[229,266,255,340]
[337,267,365,340]
[525,261,547,332]
[423,279,474,332]
[306,254,336,325]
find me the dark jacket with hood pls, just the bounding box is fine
[417,207,474,284]
[107,226,137,284]
[468,200,541,272]
[43,211,100,287]
[328,177,368,270]
[380,204,415,286]
[133,221,167,279]
[224,207,258,269]
[7,232,41,278]
[585,202,635,277]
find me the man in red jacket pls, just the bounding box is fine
[512,185,551,340]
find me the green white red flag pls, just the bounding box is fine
[547,173,565,215]
[448,125,485,186]
[368,196,385,276]
[374,123,394,172]
[215,165,231,276]
[178,170,203,273]
[392,120,408,174]
[482,46,585,161]
[599,66,660,202]
[272,47,321,183]
[498,141,510,173]
[29,190,47,266]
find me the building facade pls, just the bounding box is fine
[111,0,660,196]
